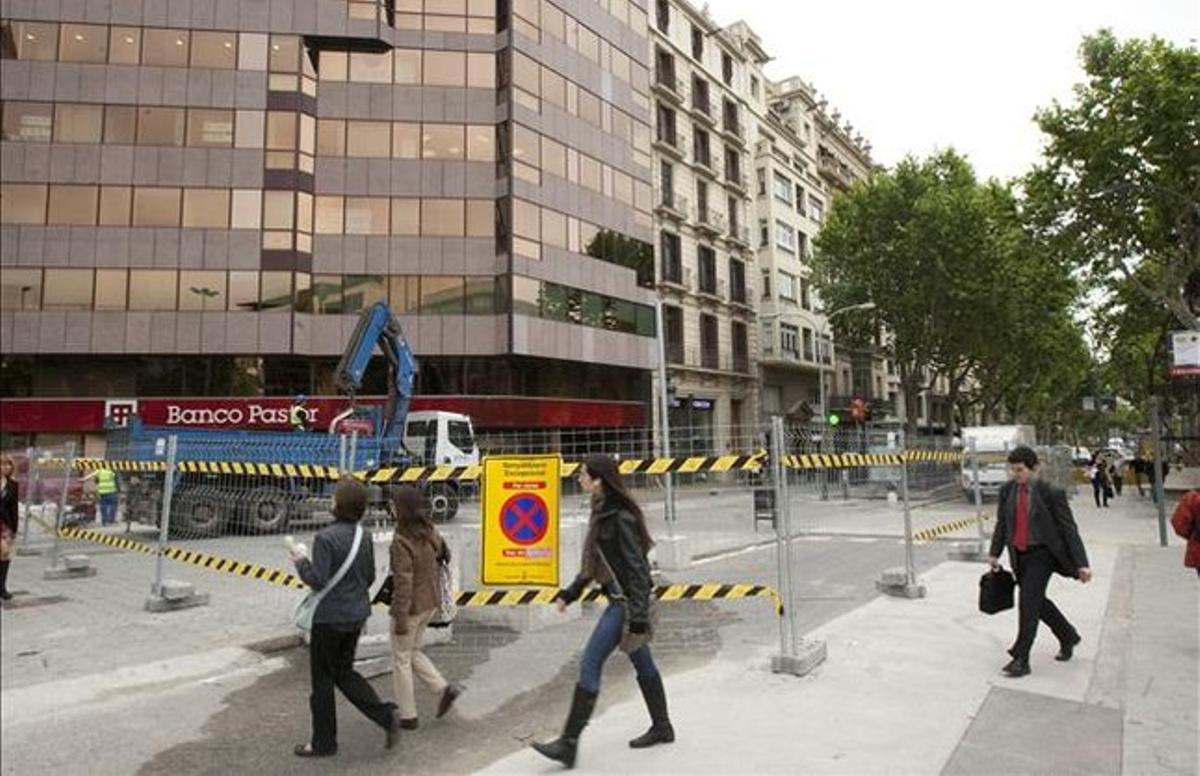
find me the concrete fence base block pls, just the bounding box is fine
[653,534,691,571]
[44,555,98,579]
[947,540,987,562]
[145,581,209,612]
[771,639,827,677]
[875,578,928,599]
[16,545,48,557]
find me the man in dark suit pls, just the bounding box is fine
[987,446,1091,677]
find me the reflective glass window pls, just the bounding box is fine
[10,22,58,60]
[42,269,94,310]
[190,30,237,68]
[391,199,420,235]
[53,104,102,143]
[0,184,47,224]
[58,23,107,62]
[182,189,230,228]
[1,101,52,142]
[137,107,185,146]
[0,268,43,310]
[467,124,494,161]
[347,120,391,158]
[104,105,137,143]
[392,123,420,158]
[47,185,98,225]
[466,52,494,88]
[314,196,344,233]
[98,186,132,225]
[187,108,234,147]
[259,272,292,312]
[228,271,258,311]
[465,200,492,237]
[178,271,227,310]
[422,124,464,159]
[341,275,387,313]
[132,187,181,226]
[389,275,418,314]
[344,197,389,235]
[350,50,392,82]
[108,27,141,64]
[424,51,465,86]
[94,269,128,310]
[142,28,190,67]
[394,49,421,83]
[420,276,465,314]
[317,119,345,156]
[420,199,464,236]
[128,270,178,311]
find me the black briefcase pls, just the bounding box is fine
[979,568,1015,614]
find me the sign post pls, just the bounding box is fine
[481,455,561,587]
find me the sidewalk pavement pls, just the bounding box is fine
[483,492,1198,776]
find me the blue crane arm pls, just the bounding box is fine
[334,302,417,439]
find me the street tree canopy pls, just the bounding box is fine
[1025,30,1200,330]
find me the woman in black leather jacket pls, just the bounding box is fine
[532,455,674,769]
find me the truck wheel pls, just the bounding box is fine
[426,484,458,522]
[247,486,291,534]
[172,487,226,539]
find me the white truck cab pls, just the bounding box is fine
[960,425,1037,500]
[404,411,480,467]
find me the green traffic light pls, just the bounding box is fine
[827,413,841,427]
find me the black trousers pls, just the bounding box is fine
[309,622,394,754]
[1092,479,1109,507]
[1011,546,1077,660]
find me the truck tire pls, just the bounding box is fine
[247,485,291,534]
[172,487,226,538]
[426,483,459,522]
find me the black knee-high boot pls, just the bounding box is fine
[0,560,12,599]
[531,685,598,769]
[629,674,674,748]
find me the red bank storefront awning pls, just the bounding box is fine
[0,396,646,434]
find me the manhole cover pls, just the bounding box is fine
[3,595,69,610]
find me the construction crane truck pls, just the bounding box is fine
[105,302,478,536]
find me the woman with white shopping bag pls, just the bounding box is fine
[290,477,401,758]
[388,486,462,729]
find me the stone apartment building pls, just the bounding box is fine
[649,0,758,453]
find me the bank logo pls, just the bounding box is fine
[105,399,139,427]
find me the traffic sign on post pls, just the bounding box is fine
[482,454,561,586]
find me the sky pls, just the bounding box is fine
[703,0,1198,181]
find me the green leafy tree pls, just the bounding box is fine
[1025,30,1200,330]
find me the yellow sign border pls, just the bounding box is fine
[481,454,561,587]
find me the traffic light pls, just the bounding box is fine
[826,412,841,427]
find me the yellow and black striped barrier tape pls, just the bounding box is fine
[73,448,959,483]
[911,514,991,543]
[55,526,782,614]
[453,582,784,615]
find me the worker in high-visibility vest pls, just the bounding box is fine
[81,466,119,525]
[290,395,310,432]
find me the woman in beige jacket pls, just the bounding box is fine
[389,486,461,728]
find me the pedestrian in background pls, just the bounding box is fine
[1111,454,1125,497]
[388,486,461,729]
[81,466,119,525]
[533,455,674,770]
[291,477,400,758]
[1088,453,1110,508]
[988,446,1091,677]
[1170,490,1200,578]
[0,456,19,601]
[1130,453,1147,497]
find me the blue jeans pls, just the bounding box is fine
[579,602,659,694]
[100,494,118,525]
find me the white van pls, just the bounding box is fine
[960,425,1036,500]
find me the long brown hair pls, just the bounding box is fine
[390,485,434,544]
[583,454,653,552]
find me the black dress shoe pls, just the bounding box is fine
[1002,658,1031,677]
[1056,634,1081,662]
[294,744,336,758]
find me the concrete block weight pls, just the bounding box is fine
[44,554,98,580]
[145,579,210,612]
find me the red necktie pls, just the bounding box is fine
[1014,484,1029,551]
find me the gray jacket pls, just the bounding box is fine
[296,520,375,625]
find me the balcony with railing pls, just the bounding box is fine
[694,207,726,236]
[653,67,683,103]
[818,153,854,190]
[726,222,752,249]
[655,190,689,220]
[690,90,715,125]
[729,279,748,306]
[696,276,725,302]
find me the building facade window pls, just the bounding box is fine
[775,220,796,253]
